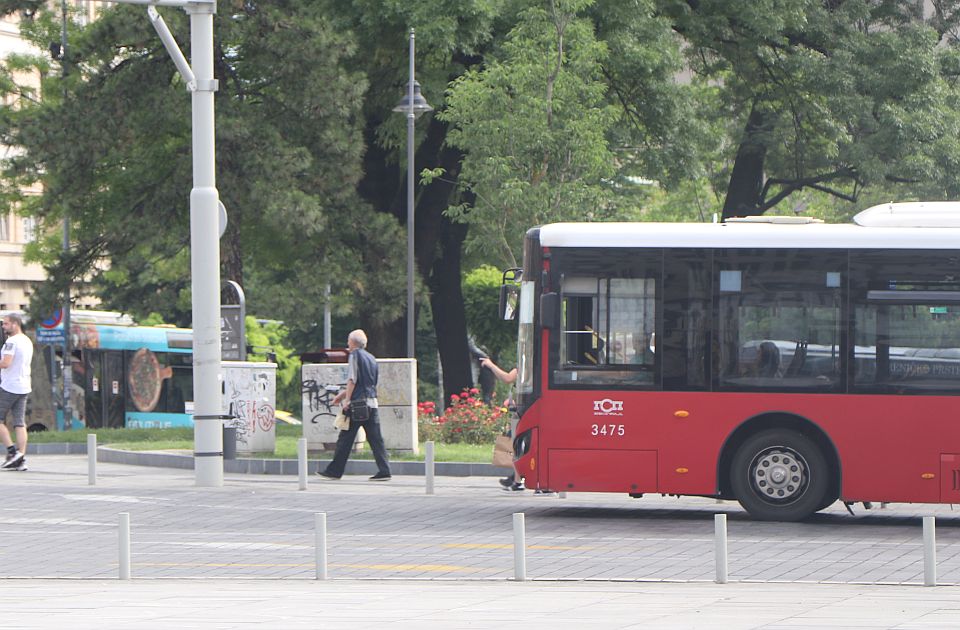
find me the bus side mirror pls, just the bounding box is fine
[499,284,519,321]
[540,292,560,330]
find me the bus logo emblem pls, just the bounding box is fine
[593,399,624,415]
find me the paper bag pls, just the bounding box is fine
[492,434,514,468]
[333,410,350,431]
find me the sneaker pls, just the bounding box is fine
[15,458,26,472]
[502,482,525,492]
[316,471,340,480]
[369,472,392,481]
[1,450,24,470]
[498,477,514,489]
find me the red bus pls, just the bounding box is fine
[500,202,960,521]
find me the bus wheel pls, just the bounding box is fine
[731,429,828,522]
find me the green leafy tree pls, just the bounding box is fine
[656,0,960,218]
[0,2,391,349]
[463,265,516,363]
[440,0,620,265]
[244,316,301,414]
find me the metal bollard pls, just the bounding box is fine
[87,434,97,486]
[513,512,526,581]
[119,512,131,580]
[315,513,328,580]
[923,516,936,587]
[425,441,435,495]
[714,513,728,584]
[297,438,308,491]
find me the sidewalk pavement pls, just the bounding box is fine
[8,578,960,629]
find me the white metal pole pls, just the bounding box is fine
[406,29,416,359]
[513,512,526,581]
[185,0,223,487]
[298,438,308,491]
[315,513,328,580]
[714,513,728,584]
[923,516,936,587]
[119,512,131,580]
[87,433,97,485]
[425,440,435,494]
[323,284,331,349]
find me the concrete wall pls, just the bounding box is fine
[302,359,417,453]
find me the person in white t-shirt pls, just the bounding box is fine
[0,314,33,471]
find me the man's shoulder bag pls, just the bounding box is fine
[347,400,370,422]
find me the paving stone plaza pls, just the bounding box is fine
[4,454,960,627]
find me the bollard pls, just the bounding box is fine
[315,513,328,580]
[425,440,435,495]
[923,516,936,587]
[87,434,97,486]
[714,513,728,584]
[513,512,526,581]
[119,512,131,580]
[298,438,308,491]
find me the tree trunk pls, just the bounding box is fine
[220,206,243,295]
[721,104,770,219]
[429,217,472,403]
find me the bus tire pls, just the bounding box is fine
[731,428,828,522]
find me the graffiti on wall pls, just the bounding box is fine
[222,365,276,453]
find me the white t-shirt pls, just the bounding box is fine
[1,332,33,394]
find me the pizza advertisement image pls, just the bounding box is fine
[128,348,173,413]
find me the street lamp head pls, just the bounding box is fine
[393,80,433,119]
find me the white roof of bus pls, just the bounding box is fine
[540,201,960,249]
[540,217,960,249]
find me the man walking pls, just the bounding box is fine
[0,313,33,471]
[318,329,392,481]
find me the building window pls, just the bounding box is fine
[21,216,35,242]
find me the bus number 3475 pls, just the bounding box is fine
[591,424,625,437]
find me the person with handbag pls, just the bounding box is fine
[317,329,392,481]
[480,357,523,491]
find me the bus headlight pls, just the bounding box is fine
[513,430,532,458]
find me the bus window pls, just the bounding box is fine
[662,250,710,390]
[853,251,960,394]
[553,270,657,388]
[716,250,843,391]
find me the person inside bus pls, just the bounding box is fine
[631,332,655,366]
[745,341,782,378]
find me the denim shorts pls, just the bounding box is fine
[0,389,28,427]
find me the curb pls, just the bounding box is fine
[27,443,505,477]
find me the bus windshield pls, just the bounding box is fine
[515,280,535,397]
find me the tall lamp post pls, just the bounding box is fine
[393,28,432,359]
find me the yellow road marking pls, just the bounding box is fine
[443,543,594,550]
[335,563,493,573]
[129,562,494,573]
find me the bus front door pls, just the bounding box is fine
[102,351,125,428]
[84,350,125,429]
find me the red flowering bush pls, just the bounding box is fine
[418,388,507,444]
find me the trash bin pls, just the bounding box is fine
[223,424,237,460]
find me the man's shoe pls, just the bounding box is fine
[316,471,340,480]
[1,451,24,470]
[15,458,26,472]
[369,472,392,481]
[502,482,525,492]
[498,477,514,488]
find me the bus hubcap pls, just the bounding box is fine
[750,448,807,502]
